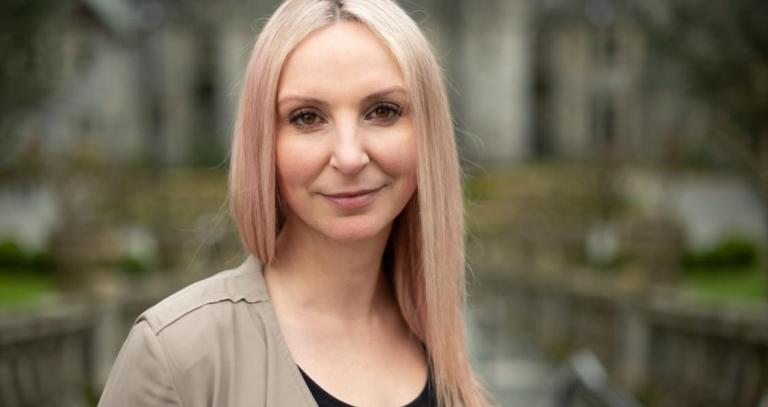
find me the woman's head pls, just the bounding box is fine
[229,1,488,405]
[230,0,453,261]
[275,21,418,243]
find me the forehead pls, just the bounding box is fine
[278,21,406,99]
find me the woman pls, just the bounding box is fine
[99,0,490,406]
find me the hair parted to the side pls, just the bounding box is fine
[229,1,491,405]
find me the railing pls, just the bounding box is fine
[0,291,167,407]
[0,304,95,407]
[477,269,768,407]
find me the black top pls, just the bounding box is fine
[298,366,437,407]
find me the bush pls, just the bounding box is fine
[27,252,53,271]
[0,241,25,269]
[0,240,54,273]
[683,238,759,271]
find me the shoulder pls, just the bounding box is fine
[133,257,275,390]
[138,256,270,336]
[102,257,279,406]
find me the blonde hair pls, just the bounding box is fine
[229,1,490,405]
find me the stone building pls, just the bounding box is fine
[7,0,537,167]
[409,0,534,163]
[533,0,647,161]
[530,0,722,165]
[9,0,733,170]
[8,0,282,168]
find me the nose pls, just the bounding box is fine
[329,120,369,175]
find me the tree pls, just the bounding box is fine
[0,0,66,167]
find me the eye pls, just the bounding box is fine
[365,103,401,123]
[289,110,325,128]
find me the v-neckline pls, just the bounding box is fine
[297,365,432,407]
[246,258,432,407]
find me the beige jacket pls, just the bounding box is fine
[98,257,319,407]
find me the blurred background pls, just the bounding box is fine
[1,0,767,406]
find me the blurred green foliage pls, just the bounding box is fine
[683,264,765,303]
[682,238,758,271]
[681,237,763,303]
[0,240,55,306]
[0,240,54,274]
[0,272,54,307]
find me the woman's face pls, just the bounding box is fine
[275,22,417,243]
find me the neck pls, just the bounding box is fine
[265,218,394,322]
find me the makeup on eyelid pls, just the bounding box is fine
[286,103,403,129]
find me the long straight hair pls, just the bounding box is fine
[229,1,489,405]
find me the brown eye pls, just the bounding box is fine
[366,103,401,122]
[289,110,324,128]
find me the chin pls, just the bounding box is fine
[320,216,391,243]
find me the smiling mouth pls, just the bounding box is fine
[321,186,383,209]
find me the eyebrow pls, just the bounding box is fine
[277,86,408,109]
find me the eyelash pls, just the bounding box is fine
[289,110,325,128]
[367,103,402,122]
[288,103,403,129]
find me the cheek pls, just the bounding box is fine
[369,132,418,179]
[275,135,326,189]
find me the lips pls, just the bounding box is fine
[321,186,383,209]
